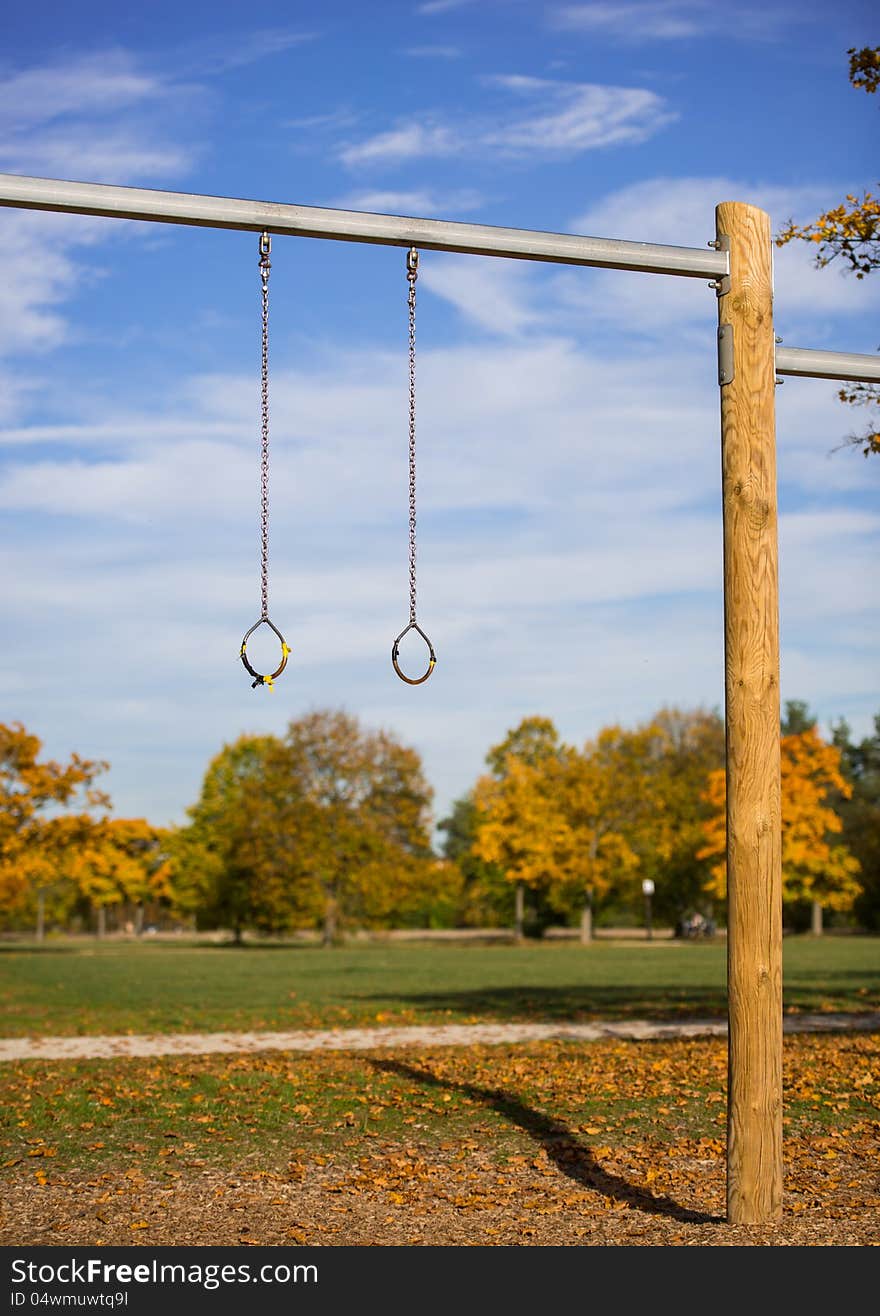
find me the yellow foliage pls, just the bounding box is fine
[777,191,880,279]
[699,728,861,909]
[472,716,708,912]
[0,722,109,923]
[67,818,172,910]
[474,757,572,893]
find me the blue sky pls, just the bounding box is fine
[0,0,877,833]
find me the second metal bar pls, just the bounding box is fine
[775,346,880,383]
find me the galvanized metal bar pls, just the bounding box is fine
[775,346,880,384]
[0,172,727,279]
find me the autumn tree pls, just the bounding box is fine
[436,792,509,927]
[280,711,439,942]
[182,712,440,943]
[699,725,861,931]
[0,723,109,937]
[66,818,174,937]
[549,713,724,940]
[474,710,726,941]
[776,46,879,457]
[473,717,570,937]
[474,755,572,940]
[553,726,658,943]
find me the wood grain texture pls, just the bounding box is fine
[716,202,783,1224]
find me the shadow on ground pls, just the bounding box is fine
[354,984,730,1021]
[369,1057,718,1224]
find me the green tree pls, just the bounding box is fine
[485,716,563,776]
[630,707,726,929]
[180,735,283,942]
[832,714,880,930]
[776,47,879,457]
[782,699,817,736]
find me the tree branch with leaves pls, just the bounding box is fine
[776,46,879,457]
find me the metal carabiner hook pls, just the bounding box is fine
[391,621,436,686]
[240,616,290,690]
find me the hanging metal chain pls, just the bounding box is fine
[390,249,436,686]
[259,231,271,619]
[407,248,418,625]
[239,230,291,691]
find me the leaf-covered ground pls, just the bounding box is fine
[2,1033,878,1246]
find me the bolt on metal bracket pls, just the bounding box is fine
[708,233,731,296]
[718,323,734,386]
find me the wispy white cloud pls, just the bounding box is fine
[0,47,209,370]
[0,132,190,181]
[417,0,473,14]
[0,49,200,182]
[340,123,456,167]
[285,109,360,132]
[0,52,158,125]
[553,1,706,38]
[179,28,318,76]
[339,74,673,167]
[0,211,111,356]
[550,2,792,42]
[338,188,486,216]
[483,74,674,152]
[403,45,463,59]
[420,255,544,335]
[560,176,880,341]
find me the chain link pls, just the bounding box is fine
[407,248,419,625]
[259,232,271,619]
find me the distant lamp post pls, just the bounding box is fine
[642,879,655,941]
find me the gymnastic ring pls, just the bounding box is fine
[240,616,291,690]
[391,621,436,686]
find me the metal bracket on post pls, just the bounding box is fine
[708,233,731,296]
[718,323,734,386]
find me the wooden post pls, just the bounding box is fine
[716,202,783,1224]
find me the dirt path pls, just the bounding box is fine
[2,1010,877,1061]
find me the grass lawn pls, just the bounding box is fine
[0,934,877,1038]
